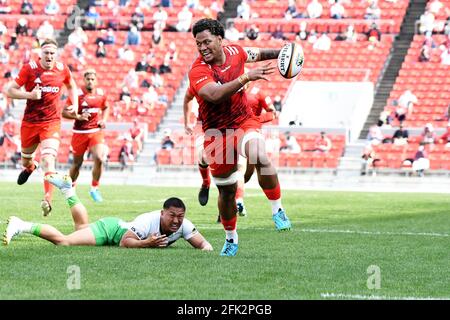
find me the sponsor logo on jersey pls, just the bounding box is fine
[196,76,208,84]
[81,101,88,107]
[41,86,60,93]
[34,77,42,84]
[82,107,99,114]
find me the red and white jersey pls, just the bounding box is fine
[15,59,72,124]
[71,87,108,133]
[188,44,254,132]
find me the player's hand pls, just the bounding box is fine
[185,124,194,135]
[148,233,168,248]
[97,120,106,129]
[29,84,42,100]
[65,104,77,114]
[273,111,279,119]
[247,63,276,81]
[77,112,90,121]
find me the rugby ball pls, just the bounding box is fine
[277,43,304,79]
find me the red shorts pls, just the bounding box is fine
[71,131,105,156]
[21,121,61,149]
[203,117,261,177]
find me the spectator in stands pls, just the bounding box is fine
[367,124,384,145]
[296,21,309,41]
[271,25,287,41]
[313,131,332,152]
[0,0,12,14]
[419,10,435,34]
[330,0,345,19]
[423,31,437,48]
[135,54,149,73]
[131,7,145,30]
[151,26,164,48]
[377,109,393,127]
[123,68,139,89]
[345,25,357,42]
[392,124,409,146]
[395,90,418,124]
[139,0,156,9]
[15,18,29,37]
[364,1,381,20]
[437,122,450,146]
[285,0,303,19]
[245,24,260,41]
[421,123,437,145]
[126,26,141,45]
[307,0,323,19]
[129,119,144,154]
[119,136,135,171]
[150,72,164,88]
[440,47,450,65]
[360,145,380,176]
[36,21,55,43]
[118,45,135,62]
[237,0,251,20]
[95,41,107,58]
[119,0,130,6]
[412,144,429,177]
[0,43,10,65]
[308,29,318,44]
[313,33,331,51]
[225,22,243,41]
[428,0,444,16]
[44,0,60,15]
[107,6,120,30]
[280,132,301,154]
[161,128,175,150]
[419,44,431,62]
[153,5,168,30]
[72,43,87,66]
[84,6,102,30]
[366,22,381,42]
[176,6,193,32]
[209,0,224,19]
[142,85,159,111]
[7,34,19,51]
[159,53,172,74]
[21,0,33,14]
[104,28,116,45]
[69,27,89,47]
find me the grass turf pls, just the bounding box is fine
[0,182,449,300]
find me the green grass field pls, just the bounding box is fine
[0,182,449,300]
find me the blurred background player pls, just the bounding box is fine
[188,19,291,256]
[4,173,212,251]
[5,38,78,216]
[62,68,109,203]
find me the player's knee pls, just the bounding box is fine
[54,236,69,246]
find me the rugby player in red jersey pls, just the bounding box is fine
[5,39,79,216]
[188,19,292,256]
[63,69,109,211]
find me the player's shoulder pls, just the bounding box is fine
[55,61,66,71]
[95,88,105,96]
[23,60,38,71]
[224,44,244,56]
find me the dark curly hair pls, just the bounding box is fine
[192,18,225,38]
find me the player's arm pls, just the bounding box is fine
[197,64,276,104]
[62,99,90,121]
[98,102,109,129]
[119,230,168,248]
[183,89,195,134]
[65,75,79,114]
[5,81,41,100]
[187,233,213,251]
[244,47,281,63]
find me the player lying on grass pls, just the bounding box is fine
[3,174,213,250]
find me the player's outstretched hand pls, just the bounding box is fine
[147,233,168,248]
[247,63,276,81]
[30,84,42,100]
[97,120,106,129]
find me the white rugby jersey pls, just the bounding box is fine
[121,210,198,245]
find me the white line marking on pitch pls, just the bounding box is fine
[196,226,449,237]
[320,293,450,300]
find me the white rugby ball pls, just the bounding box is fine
[277,43,304,79]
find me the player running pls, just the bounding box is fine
[62,68,109,203]
[188,19,292,256]
[3,173,213,251]
[5,38,79,216]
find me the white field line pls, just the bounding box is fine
[196,225,449,237]
[320,293,450,300]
